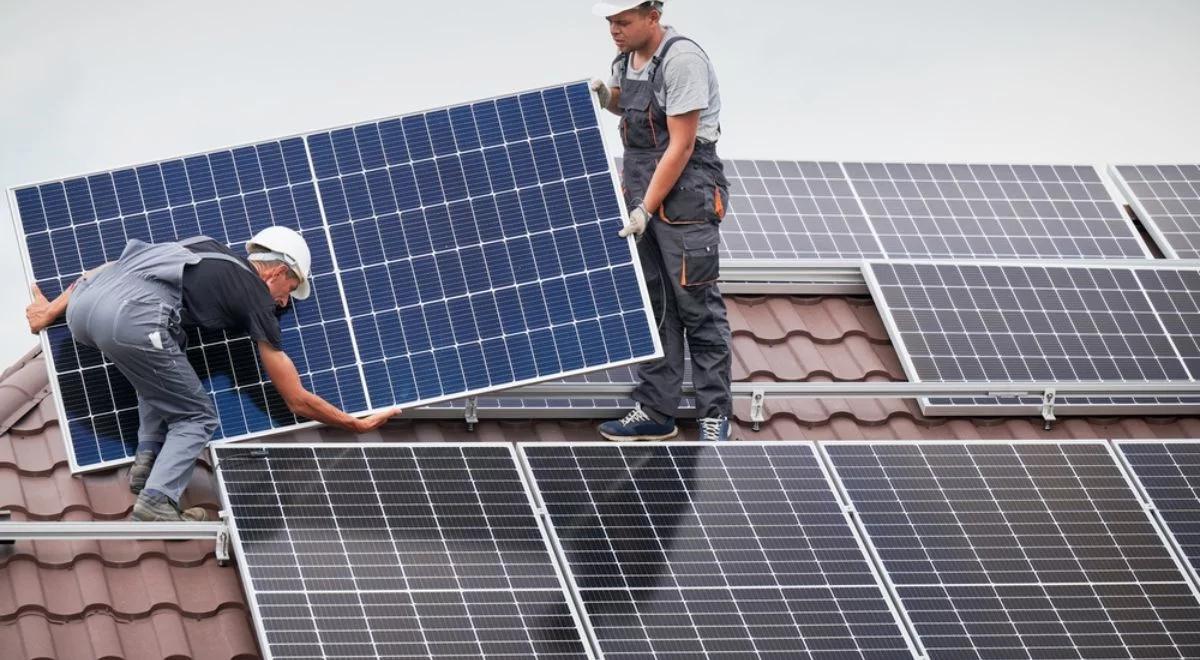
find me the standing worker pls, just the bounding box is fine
[26,228,399,521]
[591,0,734,442]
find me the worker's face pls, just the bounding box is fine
[607,8,660,53]
[261,265,301,308]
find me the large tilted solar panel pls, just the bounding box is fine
[520,442,916,659]
[845,162,1149,259]
[213,444,593,660]
[1116,441,1200,579]
[312,84,657,412]
[824,441,1200,660]
[10,139,362,472]
[12,81,660,472]
[1110,165,1200,259]
[866,261,1200,415]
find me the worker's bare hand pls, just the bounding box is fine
[352,408,402,433]
[25,284,56,334]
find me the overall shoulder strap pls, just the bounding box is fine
[649,36,706,83]
[178,236,255,274]
[612,51,629,82]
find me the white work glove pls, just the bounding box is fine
[619,203,649,238]
[590,78,612,109]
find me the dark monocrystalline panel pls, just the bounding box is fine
[215,444,591,660]
[1111,165,1200,259]
[522,443,913,659]
[845,162,1148,259]
[14,139,363,472]
[313,82,656,411]
[1137,269,1200,381]
[720,160,882,260]
[825,442,1200,660]
[869,262,1192,384]
[1117,441,1200,577]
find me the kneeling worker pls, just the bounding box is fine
[26,227,399,521]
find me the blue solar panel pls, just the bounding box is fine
[11,81,659,472]
[308,84,655,410]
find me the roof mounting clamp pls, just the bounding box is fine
[216,512,232,567]
[464,397,479,432]
[750,389,767,431]
[1041,389,1057,431]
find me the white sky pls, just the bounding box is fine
[1,0,1198,369]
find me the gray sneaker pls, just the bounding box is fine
[128,451,156,494]
[697,416,731,442]
[131,490,207,522]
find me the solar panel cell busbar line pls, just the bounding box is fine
[213,443,594,660]
[823,440,1200,660]
[9,80,661,473]
[1116,440,1200,582]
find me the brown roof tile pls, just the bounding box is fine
[2,294,1199,657]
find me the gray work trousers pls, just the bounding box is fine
[66,271,217,504]
[632,218,733,420]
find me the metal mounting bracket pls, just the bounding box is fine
[464,397,479,431]
[749,389,766,431]
[216,512,232,567]
[1041,389,1057,430]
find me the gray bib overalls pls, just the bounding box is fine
[66,236,255,503]
[617,35,733,420]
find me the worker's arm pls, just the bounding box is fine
[25,262,112,334]
[605,87,622,115]
[258,341,399,433]
[640,110,699,212]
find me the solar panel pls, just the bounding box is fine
[845,162,1149,260]
[11,81,661,472]
[520,442,916,659]
[824,441,1200,660]
[720,160,883,260]
[11,138,360,472]
[865,261,1200,415]
[1116,441,1200,581]
[213,443,593,660]
[1110,165,1200,259]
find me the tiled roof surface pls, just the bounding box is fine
[2,295,1198,659]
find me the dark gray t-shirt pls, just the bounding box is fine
[609,25,722,142]
[180,240,284,350]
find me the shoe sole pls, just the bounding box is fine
[599,427,680,442]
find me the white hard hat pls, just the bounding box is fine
[245,226,312,300]
[592,0,663,18]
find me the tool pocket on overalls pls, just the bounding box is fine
[680,228,721,287]
[660,162,728,224]
[112,298,170,350]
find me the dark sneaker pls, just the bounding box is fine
[128,451,156,494]
[697,416,731,442]
[131,490,207,522]
[599,403,678,442]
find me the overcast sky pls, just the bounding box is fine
[1,0,1198,369]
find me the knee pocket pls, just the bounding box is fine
[680,231,720,287]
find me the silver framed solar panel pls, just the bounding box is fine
[863,259,1200,417]
[1109,164,1200,260]
[1111,439,1200,593]
[212,442,598,660]
[819,439,1200,660]
[517,441,921,659]
[11,80,664,473]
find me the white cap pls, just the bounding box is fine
[592,0,662,18]
[245,226,312,300]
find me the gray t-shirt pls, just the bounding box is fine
[609,26,721,143]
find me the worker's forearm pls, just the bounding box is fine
[289,391,359,431]
[641,142,694,212]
